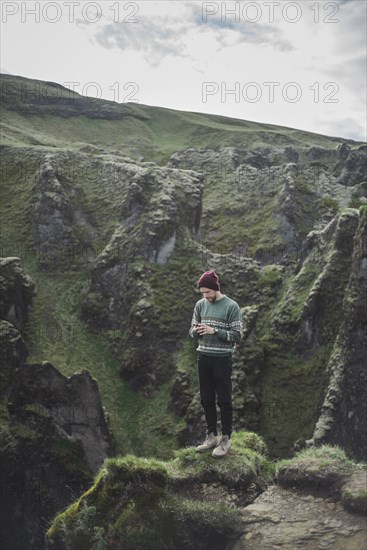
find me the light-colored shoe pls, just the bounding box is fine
[196,432,218,452]
[212,435,231,458]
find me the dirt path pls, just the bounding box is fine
[233,485,367,550]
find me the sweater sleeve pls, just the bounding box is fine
[217,303,243,344]
[189,302,201,338]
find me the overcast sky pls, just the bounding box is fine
[1,0,366,141]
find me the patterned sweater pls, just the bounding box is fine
[189,294,243,355]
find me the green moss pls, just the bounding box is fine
[175,338,198,383]
[231,431,268,456]
[46,500,80,539]
[277,264,322,324]
[46,431,272,549]
[277,446,367,506]
[294,177,314,194]
[8,424,42,442]
[348,183,367,209]
[172,431,273,487]
[318,196,339,213]
[259,346,331,458]
[201,195,283,259]
[103,454,169,479]
[47,453,244,549]
[277,445,357,474]
[257,265,284,289]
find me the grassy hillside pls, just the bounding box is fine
[1,73,356,163]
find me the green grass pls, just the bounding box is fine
[172,432,273,485]
[277,445,360,474]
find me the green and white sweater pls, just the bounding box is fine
[189,295,243,355]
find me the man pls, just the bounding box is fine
[189,270,243,458]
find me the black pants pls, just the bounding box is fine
[197,352,233,437]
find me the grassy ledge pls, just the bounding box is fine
[277,445,367,514]
[46,431,274,550]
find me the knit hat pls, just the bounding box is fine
[197,270,220,291]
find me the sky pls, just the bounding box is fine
[1,0,366,141]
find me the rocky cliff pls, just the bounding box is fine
[310,207,367,460]
[0,258,115,550]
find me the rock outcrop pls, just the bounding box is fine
[0,257,36,328]
[0,258,34,393]
[81,163,203,392]
[236,484,366,550]
[0,319,28,395]
[46,431,271,550]
[252,209,366,458]
[310,208,367,460]
[8,361,115,472]
[30,155,100,271]
[0,258,115,550]
[167,144,365,262]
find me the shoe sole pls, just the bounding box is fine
[196,445,217,452]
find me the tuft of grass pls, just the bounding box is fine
[276,444,365,494]
[172,431,273,486]
[277,445,357,472]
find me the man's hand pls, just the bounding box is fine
[196,323,215,335]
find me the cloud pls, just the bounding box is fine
[92,2,293,67]
[94,18,192,65]
[209,21,293,52]
[190,2,293,51]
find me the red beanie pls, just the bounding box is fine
[197,270,220,291]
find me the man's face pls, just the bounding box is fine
[200,287,216,302]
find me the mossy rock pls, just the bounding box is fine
[341,471,367,515]
[277,445,366,505]
[278,445,355,482]
[46,431,274,550]
[46,457,242,550]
